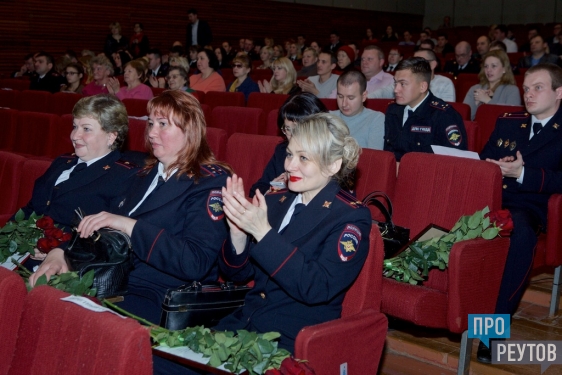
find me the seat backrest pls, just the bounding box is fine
[204,91,245,109]
[247,92,289,115]
[200,103,212,125]
[126,118,148,152]
[464,120,480,152]
[16,158,52,208]
[0,78,30,91]
[342,225,384,316]
[250,69,273,83]
[151,87,166,97]
[220,68,235,86]
[50,92,82,116]
[452,73,479,102]
[0,89,20,109]
[190,90,205,103]
[210,106,264,138]
[206,127,228,161]
[13,111,58,156]
[319,98,338,111]
[365,98,394,113]
[8,286,152,375]
[122,98,149,117]
[265,109,282,136]
[393,152,503,236]
[16,90,51,113]
[447,101,471,121]
[0,151,26,215]
[48,114,74,158]
[0,268,27,375]
[474,103,525,152]
[0,108,19,151]
[225,133,283,196]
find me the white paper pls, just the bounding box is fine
[0,253,31,271]
[154,346,240,373]
[61,295,126,318]
[431,145,480,160]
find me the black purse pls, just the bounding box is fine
[160,281,251,330]
[64,209,134,299]
[362,191,410,258]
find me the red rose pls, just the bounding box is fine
[36,217,54,229]
[265,370,282,375]
[486,209,514,237]
[44,227,64,240]
[61,232,72,242]
[279,357,315,375]
[36,238,50,252]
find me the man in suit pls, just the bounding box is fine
[478,63,562,363]
[518,35,561,68]
[186,8,212,47]
[443,41,481,76]
[11,53,35,78]
[384,48,403,73]
[328,31,342,53]
[384,57,467,161]
[29,52,63,93]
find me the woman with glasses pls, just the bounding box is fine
[226,55,259,101]
[258,57,300,95]
[166,66,194,93]
[249,93,328,197]
[60,63,85,94]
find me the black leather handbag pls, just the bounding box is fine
[160,281,251,330]
[64,209,133,299]
[362,191,410,258]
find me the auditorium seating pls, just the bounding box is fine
[206,127,228,161]
[122,98,149,117]
[0,108,18,150]
[210,106,264,137]
[474,103,525,152]
[0,79,30,91]
[247,92,288,115]
[50,92,81,116]
[7,286,152,375]
[0,89,19,109]
[204,91,245,109]
[295,225,388,374]
[452,74,479,102]
[320,98,338,111]
[463,120,480,152]
[126,118,148,152]
[48,114,74,158]
[16,90,51,113]
[365,98,394,113]
[13,111,58,157]
[0,268,27,375]
[448,101,471,121]
[265,109,281,136]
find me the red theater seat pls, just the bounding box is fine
[0,89,19,109]
[0,151,26,216]
[50,92,82,116]
[210,106,264,138]
[474,103,525,152]
[15,159,51,210]
[0,78,30,91]
[48,114,74,158]
[126,118,148,152]
[203,91,245,109]
[320,98,338,111]
[365,98,394,113]
[452,74,479,103]
[448,101,471,121]
[13,111,58,157]
[247,92,288,115]
[0,108,19,150]
[206,127,228,161]
[0,268,27,375]
[265,109,281,136]
[122,98,149,117]
[16,90,51,113]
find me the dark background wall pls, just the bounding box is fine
[0,0,422,75]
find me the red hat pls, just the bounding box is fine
[338,46,355,62]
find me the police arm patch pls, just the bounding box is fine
[338,224,362,262]
[446,125,462,147]
[207,189,225,221]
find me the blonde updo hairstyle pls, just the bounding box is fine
[291,113,361,186]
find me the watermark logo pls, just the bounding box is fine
[492,341,562,373]
[468,314,510,347]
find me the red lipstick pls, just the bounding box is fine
[289,176,302,182]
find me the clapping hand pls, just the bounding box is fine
[106,77,121,94]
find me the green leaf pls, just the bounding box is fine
[208,351,222,367]
[261,332,281,341]
[35,274,48,286]
[8,240,17,253]
[482,227,499,239]
[14,210,25,223]
[482,217,490,229]
[465,228,480,240]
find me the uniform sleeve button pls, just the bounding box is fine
[260,292,266,299]
[503,184,507,189]
[417,142,420,145]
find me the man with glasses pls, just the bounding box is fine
[414,48,455,102]
[443,41,481,76]
[384,48,403,72]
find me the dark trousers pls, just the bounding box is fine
[494,208,540,315]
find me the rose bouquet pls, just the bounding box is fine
[383,207,513,285]
[0,209,71,263]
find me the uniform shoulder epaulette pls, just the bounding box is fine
[115,159,138,169]
[200,164,229,177]
[499,111,530,119]
[335,189,363,209]
[60,153,77,159]
[429,100,449,111]
[267,188,288,195]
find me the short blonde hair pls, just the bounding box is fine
[90,55,114,76]
[271,57,296,94]
[169,56,190,71]
[292,113,361,186]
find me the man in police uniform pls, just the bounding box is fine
[478,63,562,363]
[384,57,467,161]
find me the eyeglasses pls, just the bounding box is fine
[281,125,293,136]
[64,71,79,76]
[232,64,244,68]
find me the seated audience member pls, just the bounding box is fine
[361,28,378,48]
[399,31,416,46]
[414,48,455,102]
[216,113,370,354]
[264,37,275,48]
[493,24,518,53]
[18,94,139,265]
[189,49,226,93]
[416,30,431,46]
[54,56,73,77]
[60,63,85,94]
[297,51,338,98]
[244,38,259,61]
[227,55,259,101]
[107,60,154,100]
[518,35,561,68]
[330,71,385,150]
[297,47,318,77]
[419,38,435,52]
[112,50,132,76]
[130,22,150,58]
[188,46,199,69]
[519,27,540,53]
[384,48,403,72]
[348,43,362,67]
[296,34,306,54]
[169,56,190,72]
[273,45,285,60]
[222,41,236,64]
[166,66,193,92]
[147,49,169,88]
[476,63,562,363]
[439,16,452,29]
[214,47,228,69]
[434,32,454,57]
[29,52,63,93]
[287,42,302,63]
[548,23,562,56]
[258,57,300,95]
[82,55,114,96]
[250,93,328,196]
[384,57,467,161]
[443,41,481,76]
[310,41,321,55]
[359,46,394,98]
[335,46,355,73]
[11,53,35,78]
[104,22,129,58]
[463,50,521,120]
[30,91,231,329]
[381,25,399,42]
[328,31,342,53]
[257,46,274,70]
[475,35,491,60]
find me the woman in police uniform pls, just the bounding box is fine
[30,91,231,324]
[217,113,371,352]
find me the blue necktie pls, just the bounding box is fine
[69,163,87,179]
[532,122,542,138]
[280,203,306,234]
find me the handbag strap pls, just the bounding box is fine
[361,191,395,227]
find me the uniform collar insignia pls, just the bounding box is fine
[103,165,110,170]
[521,123,527,128]
[497,138,503,147]
[279,196,287,203]
[509,141,516,151]
[323,201,332,208]
[554,123,560,130]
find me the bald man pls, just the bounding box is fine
[443,41,481,76]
